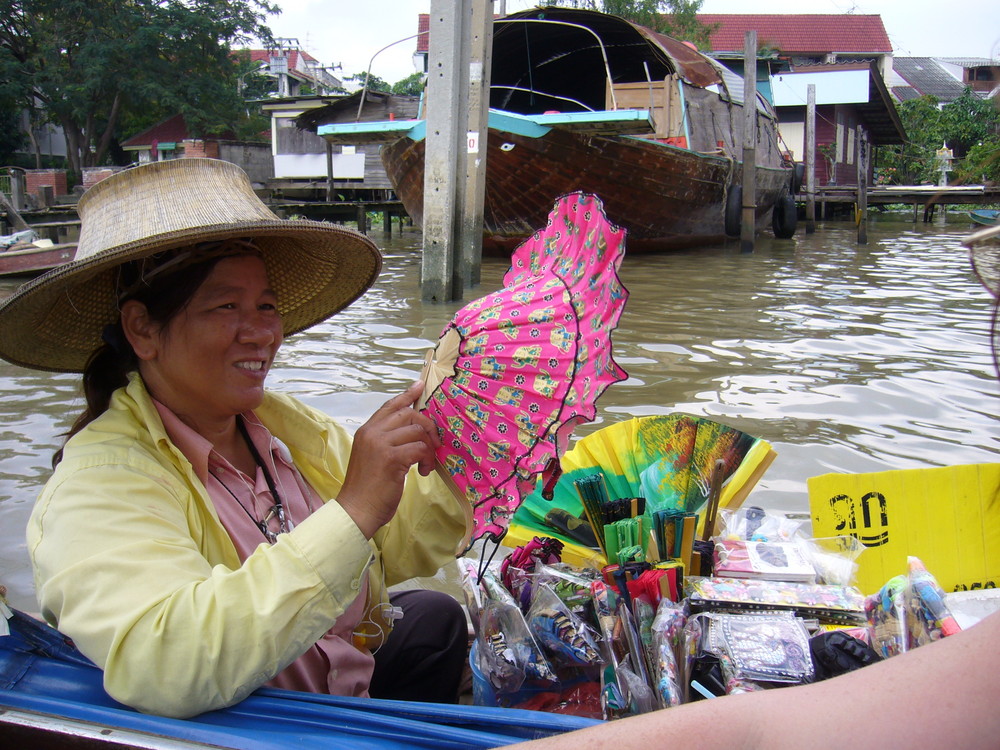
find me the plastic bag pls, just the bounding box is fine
[650,599,687,707]
[865,574,909,658]
[905,556,962,647]
[708,612,814,687]
[716,506,807,543]
[478,596,558,692]
[803,536,865,587]
[528,584,604,668]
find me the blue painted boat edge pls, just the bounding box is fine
[317,120,418,139]
[1,609,600,749]
[318,108,652,143]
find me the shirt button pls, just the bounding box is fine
[350,579,360,590]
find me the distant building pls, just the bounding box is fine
[262,91,421,199]
[934,58,999,97]
[699,14,902,187]
[699,13,894,79]
[120,114,272,187]
[242,41,343,97]
[888,57,969,104]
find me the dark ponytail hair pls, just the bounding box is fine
[53,252,227,467]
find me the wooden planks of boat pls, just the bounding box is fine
[0,242,76,278]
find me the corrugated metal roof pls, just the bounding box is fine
[892,57,967,102]
[935,57,999,67]
[891,86,921,102]
[698,14,892,54]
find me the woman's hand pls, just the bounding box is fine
[337,381,442,538]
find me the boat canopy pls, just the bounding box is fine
[491,8,727,115]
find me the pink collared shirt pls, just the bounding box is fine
[153,401,374,697]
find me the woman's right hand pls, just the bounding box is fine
[337,381,441,538]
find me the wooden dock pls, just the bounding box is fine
[267,199,412,235]
[3,200,413,239]
[812,184,1000,221]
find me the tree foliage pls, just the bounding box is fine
[543,0,716,49]
[0,0,277,173]
[344,71,391,94]
[877,90,1000,185]
[391,71,425,97]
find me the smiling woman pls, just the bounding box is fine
[0,159,471,718]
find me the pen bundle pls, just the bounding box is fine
[574,472,703,576]
[650,509,698,573]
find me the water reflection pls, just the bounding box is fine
[1,217,997,612]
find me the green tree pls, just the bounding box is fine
[939,88,1000,157]
[877,95,945,184]
[392,72,425,96]
[877,91,1000,185]
[0,0,277,174]
[345,71,391,93]
[543,0,716,49]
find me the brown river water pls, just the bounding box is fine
[1,214,997,612]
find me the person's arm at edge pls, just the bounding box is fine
[502,611,1000,750]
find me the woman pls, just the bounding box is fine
[0,159,471,718]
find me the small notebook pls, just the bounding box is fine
[713,539,816,582]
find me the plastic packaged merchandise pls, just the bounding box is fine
[462,535,972,721]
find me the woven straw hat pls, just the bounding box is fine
[0,158,382,372]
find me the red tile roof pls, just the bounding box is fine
[121,114,190,148]
[698,14,892,54]
[246,49,319,68]
[417,13,429,53]
[121,113,237,147]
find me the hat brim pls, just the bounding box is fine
[0,220,381,373]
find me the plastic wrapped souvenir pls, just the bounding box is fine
[528,585,604,668]
[650,599,687,707]
[708,612,814,689]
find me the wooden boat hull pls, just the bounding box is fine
[382,126,791,253]
[0,243,75,278]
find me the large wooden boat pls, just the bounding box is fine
[318,8,799,252]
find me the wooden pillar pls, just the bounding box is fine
[805,84,816,234]
[856,128,868,245]
[356,205,368,234]
[325,142,334,202]
[740,31,757,253]
[382,209,392,236]
[10,169,26,212]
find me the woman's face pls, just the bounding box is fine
[134,254,284,432]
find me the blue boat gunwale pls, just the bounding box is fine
[1,607,600,749]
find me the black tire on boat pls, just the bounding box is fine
[791,162,805,194]
[772,194,798,239]
[724,184,742,237]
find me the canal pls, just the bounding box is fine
[1,213,997,612]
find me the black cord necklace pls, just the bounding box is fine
[214,416,288,544]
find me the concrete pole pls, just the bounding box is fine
[857,128,868,245]
[805,84,816,234]
[456,0,493,290]
[740,30,757,253]
[422,0,468,301]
